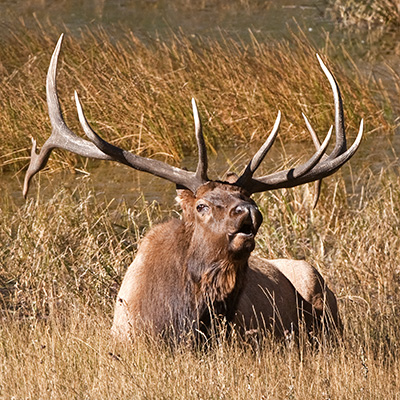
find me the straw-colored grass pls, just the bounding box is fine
[1,164,400,398]
[0,23,396,175]
[329,0,400,26]
[1,22,400,399]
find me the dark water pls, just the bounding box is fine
[0,0,398,205]
[0,0,332,41]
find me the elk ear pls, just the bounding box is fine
[176,189,196,220]
[224,172,238,184]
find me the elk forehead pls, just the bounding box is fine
[195,181,252,205]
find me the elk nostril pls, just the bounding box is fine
[233,204,258,216]
[232,204,249,217]
[231,204,262,232]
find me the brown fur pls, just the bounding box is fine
[112,182,341,341]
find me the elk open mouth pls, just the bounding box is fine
[228,221,257,256]
[228,221,256,239]
[227,204,262,255]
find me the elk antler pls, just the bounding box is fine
[75,92,208,193]
[22,34,114,198]
[23,35,362,202]
[235,54,363,196]
[23,35,209,197]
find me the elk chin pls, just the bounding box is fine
[228,231,256,258]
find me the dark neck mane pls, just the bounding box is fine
[183,222,249,335]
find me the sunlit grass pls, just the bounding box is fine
[0,22,397,175]
[1,164,400,398]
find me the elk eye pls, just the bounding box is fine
[196,203,209,213]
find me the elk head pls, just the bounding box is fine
[178,182,262,260]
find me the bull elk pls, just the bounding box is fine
[23,35,363,342]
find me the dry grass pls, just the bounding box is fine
[1,163,400,398]
[0,22,396,175]
[1,22,400,399]
[329,0,400,26]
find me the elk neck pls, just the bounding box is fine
[178,182,262,330]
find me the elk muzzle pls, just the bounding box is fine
[228,203,263,256]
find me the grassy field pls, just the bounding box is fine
[1,167,400,398]
[0,24,396,174]
[1,24,400,399]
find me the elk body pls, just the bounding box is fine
[24,35,363,341]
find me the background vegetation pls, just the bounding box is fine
[1,11,400,399]
[0,24,396,174]
[329,0,400,26]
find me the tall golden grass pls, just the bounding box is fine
[1,23,400,398]
[1,166,400,398]
[0,23,396,174]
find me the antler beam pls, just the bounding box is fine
[23,34,209,197]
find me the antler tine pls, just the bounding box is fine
[312,180,322,209]
[74,91,127,161]
[247,111,282,175]
[237,54,363,196]
[302,113,324,151]
[290,125,333,178]
[236,111,281,187]
[302,113,327,208]
[23,34,113,198]
[192,98,208,182]
[316,54,346,158]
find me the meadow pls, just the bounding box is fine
[1,22,400,398]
